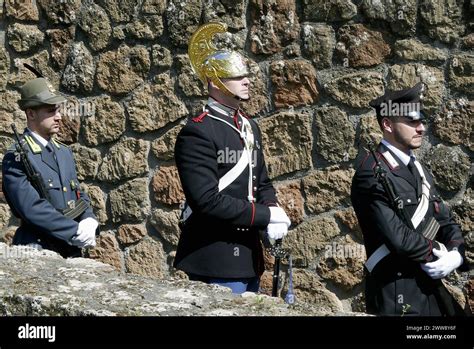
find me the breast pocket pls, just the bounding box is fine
[44,178,64,208]
[397,191,419,215]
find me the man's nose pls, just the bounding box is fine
[242,77,250,86]
[417,122,425,132]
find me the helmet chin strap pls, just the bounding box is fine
[209,88,247,107]
[222,83,250,102]
[216,84,250,103]
[235,95,249,102]
[207,73,250,105]
[222,87,247,101]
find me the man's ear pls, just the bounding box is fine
[25,108,35,121]
[382,117,393,134]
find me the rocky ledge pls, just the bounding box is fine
[0,243,362,316]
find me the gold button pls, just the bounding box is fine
[49,183,53,187]
[63,187,67,192]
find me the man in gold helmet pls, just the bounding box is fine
[173,23,291,294]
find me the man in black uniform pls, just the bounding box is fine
[2,77,97,257]
[351,82,468,315]
[174,23,291,294]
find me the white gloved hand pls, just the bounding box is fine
[435,241,447,252]
[71,217,98,248]
[420,249,463,279]
[269,207,291,228]
[71,230,95,248]
[266,223,288,245]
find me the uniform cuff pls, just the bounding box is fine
[446,240,463,251]
[425,240,438,262]
[251,203,271,228]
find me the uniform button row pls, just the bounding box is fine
[236,228,250,231]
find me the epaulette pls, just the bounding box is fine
[358,152,371,170]
[52,138,68,149]
[380,151,400,170]
[24,135,42,154]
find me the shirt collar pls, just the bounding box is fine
[381,139,414,166]
[28,128,49,147]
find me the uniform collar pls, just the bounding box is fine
[27,128,49,147]
[381,139,414,166]
[207,97,239,119]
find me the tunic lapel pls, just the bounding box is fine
[378,143,418,190]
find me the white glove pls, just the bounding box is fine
[266,223,288,245]
[420,249,463,279]
[435,241,447,252]
[269,207,291,228]
[71,217,98,248]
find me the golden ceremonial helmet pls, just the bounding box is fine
[188,22,249,96]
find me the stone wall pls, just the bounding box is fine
[0,0,472,314]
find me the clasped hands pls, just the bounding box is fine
[421,242,463,279]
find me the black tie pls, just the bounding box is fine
[47,142,58,163]
[407,157,421,194]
